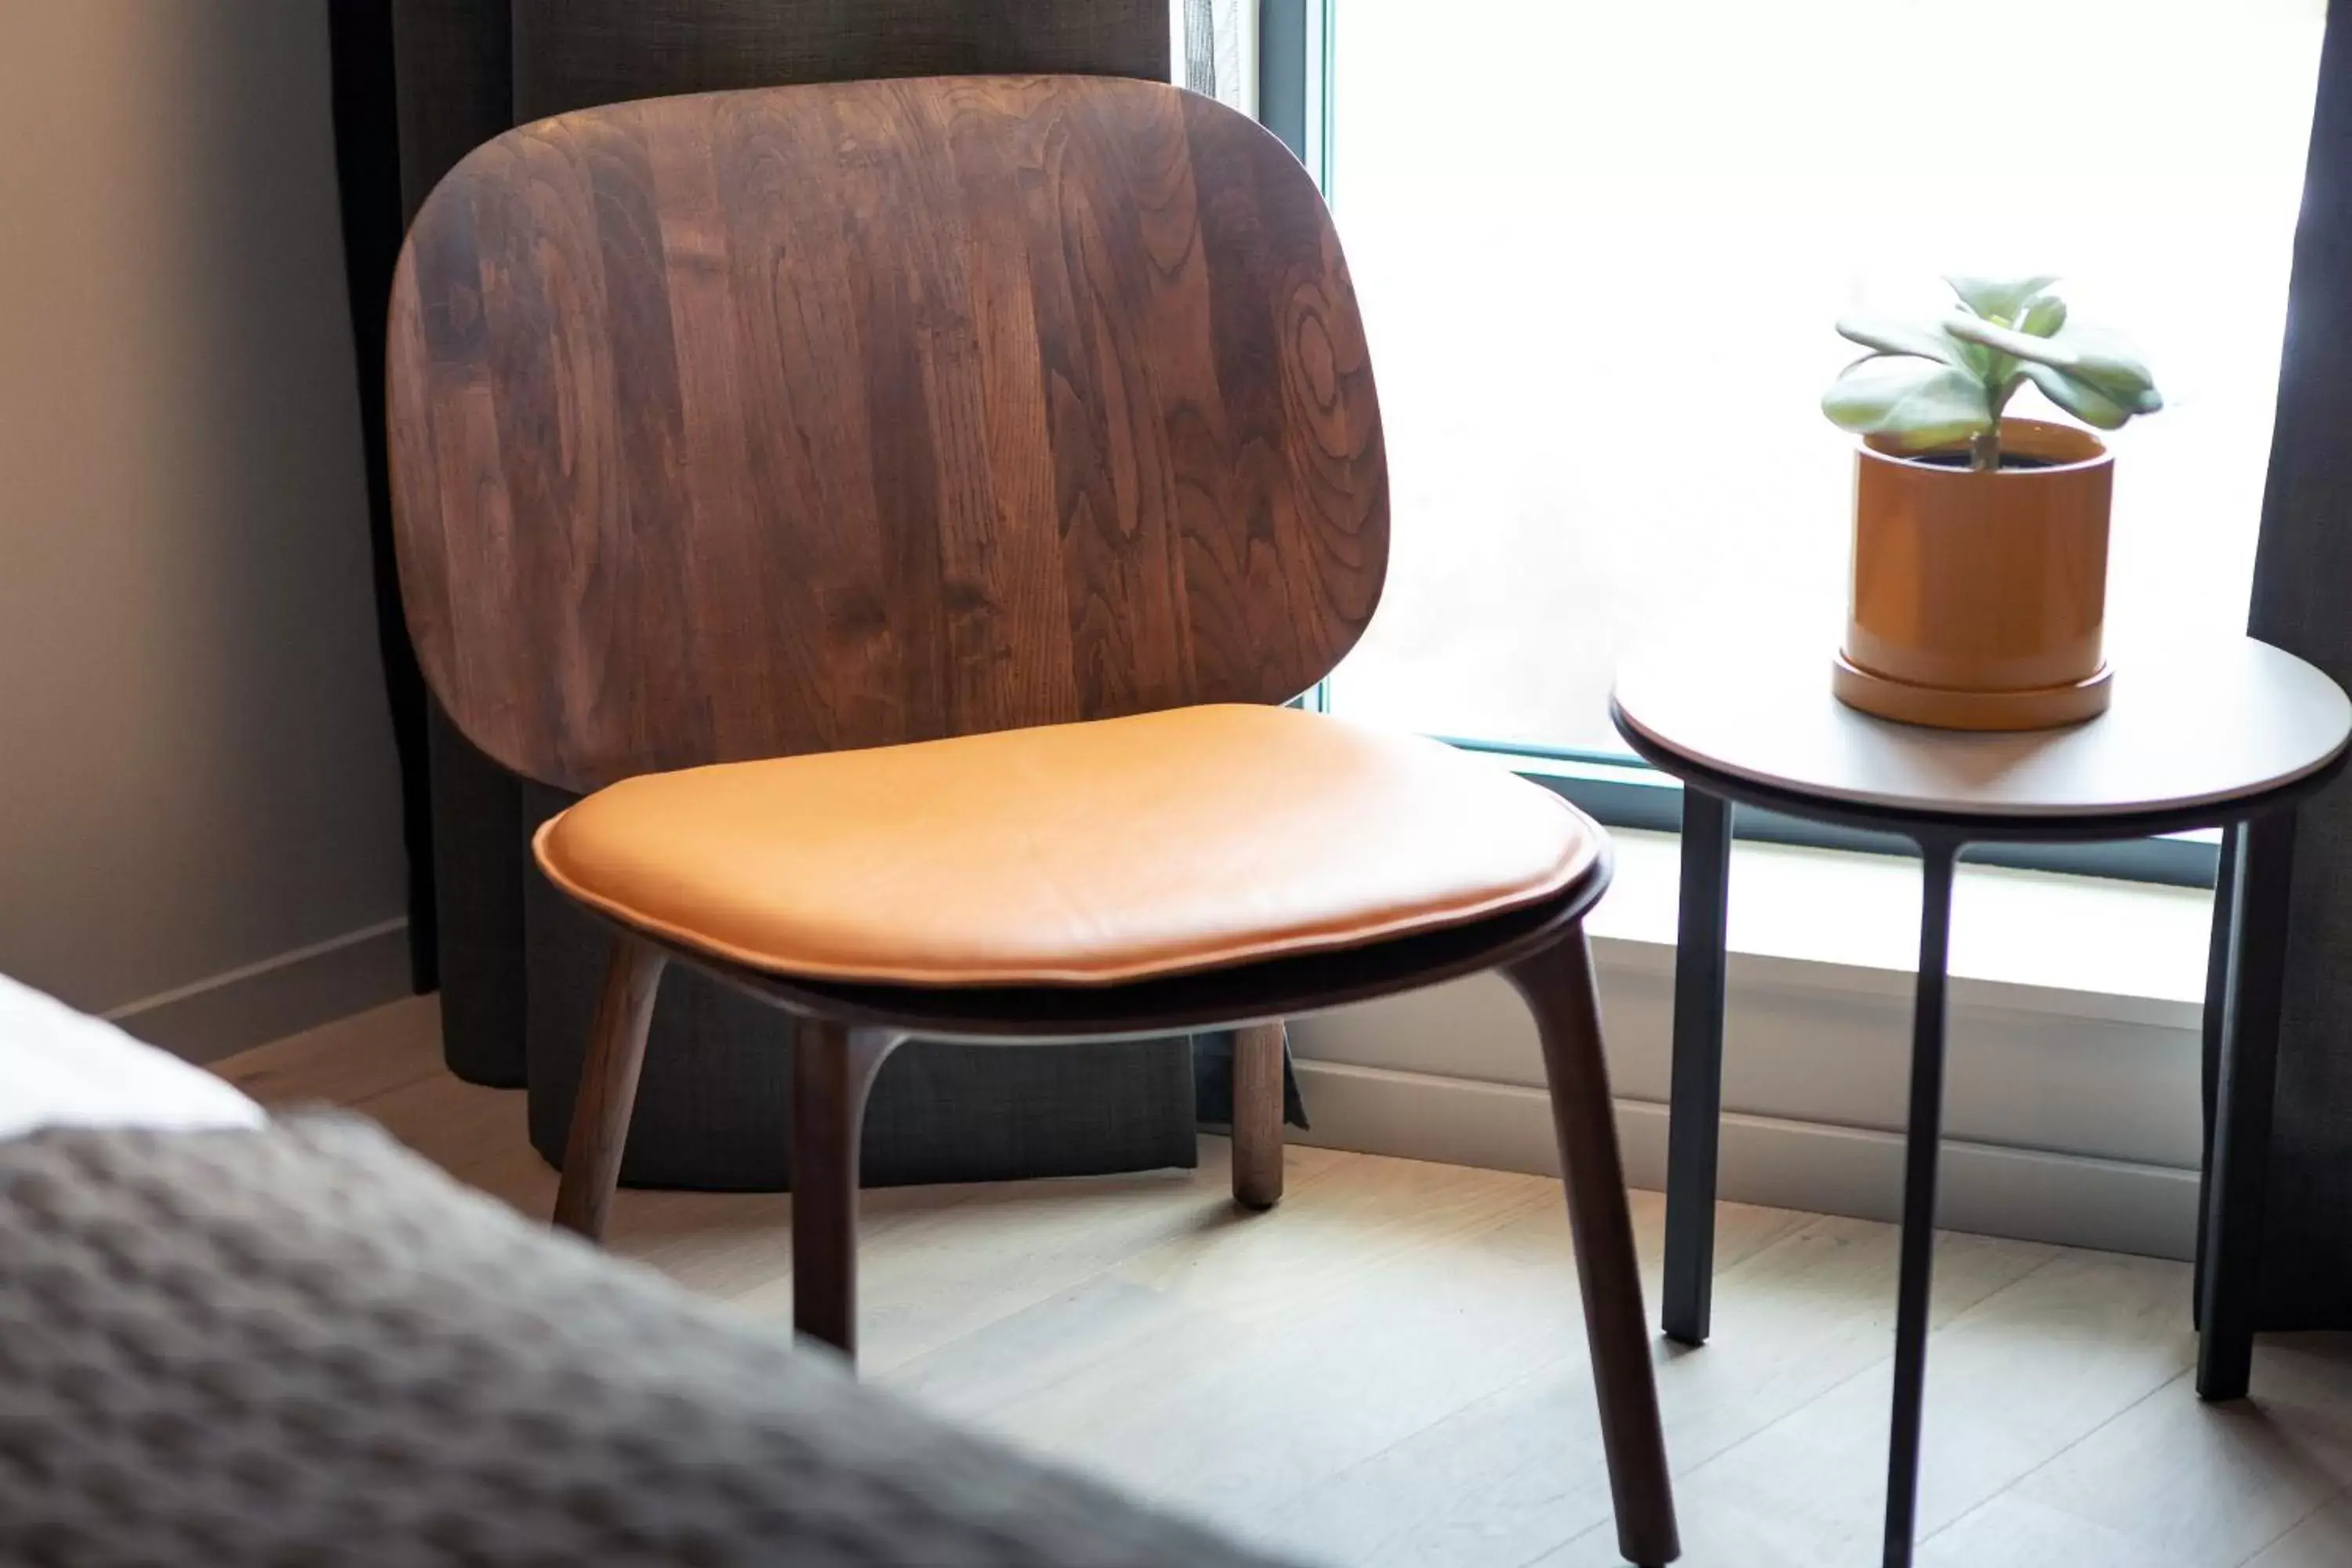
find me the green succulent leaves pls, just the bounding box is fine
[1941,316,2162,423]
[1821,359,1991,449]
[1821,276,2161,463]
[1944,274,2059,321]
[1833,314,1967,366]
[2016,361,2138,428]
[2018,295,2067,338]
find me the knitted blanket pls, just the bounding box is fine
[0,1114,1291,1566]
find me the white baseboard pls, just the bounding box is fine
[103,917,414,1065]
[1291,1058,2200,1261]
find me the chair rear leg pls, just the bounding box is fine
[1232,1020,1287,1210]
[552,935,667,1241]
[791,1020,903,1363]
[1504,928,1680,1567]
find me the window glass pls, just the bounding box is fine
[1325,1,2326,754]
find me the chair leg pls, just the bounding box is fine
[1232,1020,1287,1210]
[552,935,667,1241]
[791,1019,904,1363]
[1504,927,1680,1567]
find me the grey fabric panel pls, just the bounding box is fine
[1193,1031,1311,1131]
[392,0,525,1085]
[2234,7,2352,1329]
[387,0,512,217]
[519,783,1199,1191]
[0,1117,1290,1566]
[426,703,528,1087]
[510,0,1171,121]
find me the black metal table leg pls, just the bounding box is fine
[1663,786,1733,1345]
[1883,837,1958,1568]
[2191,823,2240,1330]
[2198,807,2298,1399]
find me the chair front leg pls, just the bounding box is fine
[553,935,668,1241]
[792,1019,904,1362]
[1232,1020,1288,1210]
[1504,928,1680,1567]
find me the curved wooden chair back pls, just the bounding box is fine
[386,75,1388,794]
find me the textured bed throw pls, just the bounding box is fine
[0,1115,1291,1566]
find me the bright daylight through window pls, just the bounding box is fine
[1320,0,2326,757]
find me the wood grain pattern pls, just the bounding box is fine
[790,1020,905,1359]
[1505,933,1680,1567]
[387,75,1387,793]
[1230,1020,1287,1210]
[550,936,666,1240]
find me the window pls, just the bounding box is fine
[1306,2,2324,774]
[1243,1,2326,885]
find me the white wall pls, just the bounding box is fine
[1287,834,2215,1260]
[0,4,409,1057]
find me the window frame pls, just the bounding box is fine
[1476,741,2220,888]
[1257,0,1331,186]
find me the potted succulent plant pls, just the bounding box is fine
[1820,275,2163,729]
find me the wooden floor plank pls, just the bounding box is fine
[1943,1334,2352,1568]
[1919,1490,2206,1568]
[1541,1247,2195,1566]
[1268,1215,2053,1567]
[884,1154,1594,1527]
[209,1000,2352,1568]
[2243,1494,2352,1568]
[212,993,446,1107]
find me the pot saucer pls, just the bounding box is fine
[1831,652,2112,732]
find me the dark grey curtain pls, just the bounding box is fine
[2216,9,2352,1328]
[331,0,1235,1191]
[510,0,1174,115]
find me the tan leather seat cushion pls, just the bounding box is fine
[534,706,1600,987]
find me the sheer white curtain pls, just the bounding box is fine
[1175,0,1256,112]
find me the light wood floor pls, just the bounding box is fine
[213,997,2352,1568]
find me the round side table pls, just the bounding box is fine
[1611,630,2351,1568]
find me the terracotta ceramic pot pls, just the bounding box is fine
[1832,418,2114,731]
